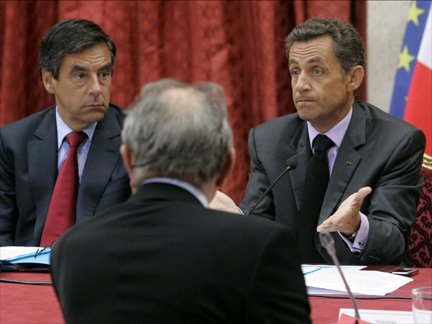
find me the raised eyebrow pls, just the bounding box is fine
[289,57,324,66]
[306,57,324,65]
[70,64,89,75]
[289,58,299,66]
[69,64,113,75]
[99,63,113,72]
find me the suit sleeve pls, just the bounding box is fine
[0,128,17,246]
[360,127,426,265]
[245,227,311,324]
[239,128,276,220]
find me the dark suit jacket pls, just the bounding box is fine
[0,104,131,246]
[239,101,425,265]
[51,183,311,324]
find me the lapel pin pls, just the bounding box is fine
[346,161,352,165]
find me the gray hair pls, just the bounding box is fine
[38,19,116,80]
[121,79,233,188]
[285,18,364,74]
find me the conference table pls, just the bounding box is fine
[0,268,431,323]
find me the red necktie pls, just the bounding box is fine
[40,131,87,246]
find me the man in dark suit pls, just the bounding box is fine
[0,19,131,246]
[50,79,311,324]
[213,18,425,266]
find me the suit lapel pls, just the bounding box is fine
[287,122,312,212]
[28,108,58,236]
[76,107,123,220]
[318,103,367,224]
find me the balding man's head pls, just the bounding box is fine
[121,79,233,190]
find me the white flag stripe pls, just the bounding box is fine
[417,6,432,69]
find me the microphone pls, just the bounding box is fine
[245,158,298,216]
[319,230,361,322]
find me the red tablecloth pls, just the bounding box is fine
[0,272,63,324]
[1,268,431,323]
[309,268,432,323]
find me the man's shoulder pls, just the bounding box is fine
[102,103,127,128]
[256,112,301,129]
[1,106,55,131]
[51,203,124,251]
[356,101,421,132]
[204,207,295,240]
[0,107,56,144]
[252,113,303,141]
[108,103,127,114]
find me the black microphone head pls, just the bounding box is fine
[319,230,334,249]
[286,157,298,170]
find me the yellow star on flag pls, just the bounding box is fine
[398,45,416,72]
[407,0,425,26]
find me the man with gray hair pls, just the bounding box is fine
[50,79,311,324]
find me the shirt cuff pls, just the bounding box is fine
[338,212,369,252]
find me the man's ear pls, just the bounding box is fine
[215,147,236,189]
[120,144,138,193]
[120,144,135,176]
[42,70,56,95]
[346,65,364,93]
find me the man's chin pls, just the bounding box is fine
[297,109,317,122]
[80,110,107,125]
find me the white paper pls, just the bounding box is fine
[302,265,322,275]
[303,265,368,295]
[339,308,414,324]
[0,246,41,261]
[303,265,413,296]
[302,265,367,273]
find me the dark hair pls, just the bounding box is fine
[285,18,364,74]
[38,19,116,80]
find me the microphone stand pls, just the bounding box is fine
[319,230,361,323]
[245,160,297,215]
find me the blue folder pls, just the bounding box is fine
[1,247,51,271]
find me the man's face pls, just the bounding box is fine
[42,43,112,131]
[289,36,354,133]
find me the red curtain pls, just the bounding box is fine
[0,0,366,203]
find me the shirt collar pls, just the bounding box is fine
[140,177,209,207]
[55,106,97,149]
[307,107,353,151]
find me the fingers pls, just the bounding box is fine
[317,218,337,232]
[356,186,372,201]
[316,187,372,233]
[209,190,241,214]
[317,221,338,232]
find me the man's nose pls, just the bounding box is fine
[295,72,311,92]
[88,74,102,97]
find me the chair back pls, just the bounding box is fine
[409,166,432,267]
